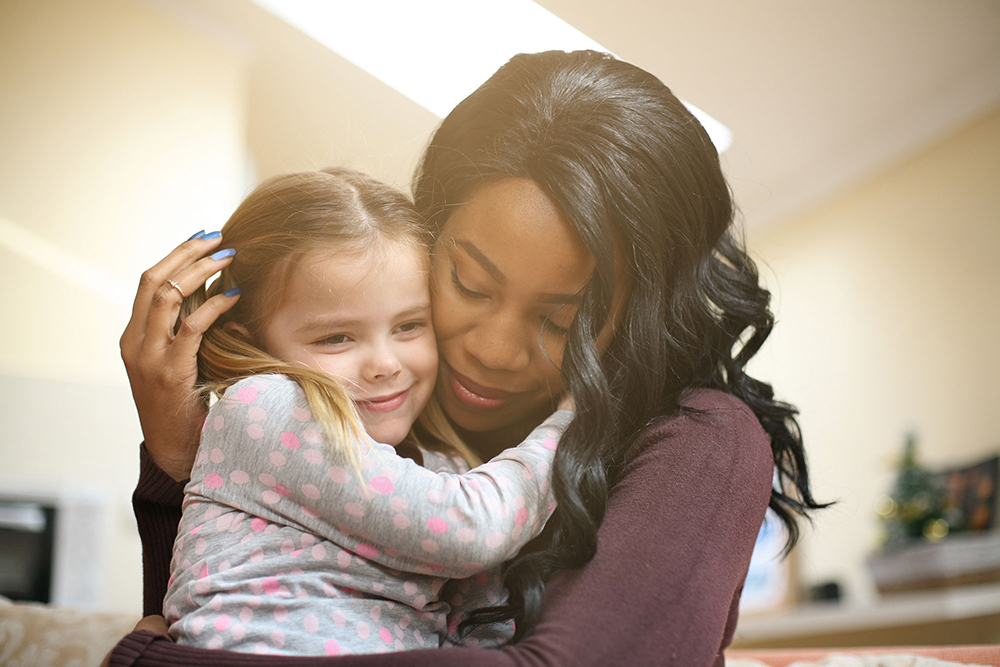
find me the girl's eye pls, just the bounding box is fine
[451,264,488,300]
[318,334,350,346]
[396,321,425,335]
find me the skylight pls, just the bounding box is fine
[249,0,732,153]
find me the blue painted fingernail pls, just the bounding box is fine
[186,230,205,241]
[202,231,222,241]
[210,248,236,260]
[223,287,241,297]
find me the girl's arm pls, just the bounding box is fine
[114,390,773,667]
[194,375,569,576]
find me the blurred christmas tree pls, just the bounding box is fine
[875,433,952,551]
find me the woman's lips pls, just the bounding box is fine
[446,367,514,411]
[355,390,408,413]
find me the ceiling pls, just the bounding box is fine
[154,0,1000,230]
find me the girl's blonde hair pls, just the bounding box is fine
[181,167,480,467]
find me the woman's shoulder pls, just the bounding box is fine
[631,389,773,483]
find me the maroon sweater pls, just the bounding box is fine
[110,390,773,667]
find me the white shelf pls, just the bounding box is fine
[735,583,1000,643]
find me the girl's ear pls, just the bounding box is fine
[223,321,252,342]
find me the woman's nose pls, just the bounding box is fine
[464,310,531,373]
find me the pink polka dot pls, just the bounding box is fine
[280,432,301,449]
[213,416,225,431]
[274,605,288,623]
[274,484,291,497]
[236,386,257,403]
[393,514,411,529]
[328,467,349,483]
[356,621,370,640]
[515,507,528,526]
[337,551,352,569]
[251,517,267,532]
[421,539,440,553]
[475,571,488,586]
[484,532,504,549]
[380,626,392,643]
[304,614,319,633]
[356,543,378,559]
[403,581,418,596]
[427,517,449,534]
[446,507,468,522]
[426,489,445,504]
[369,606,381,622]
[389,496,408,511]
[195,538,207,555]
[302,506,320,519]
[270,629,285,649]
[261,490,280,505]
[209,448,225,464]
[247,424,264,439]
[230,470,250,484]
[269,451,286,466]
[325,639,341,655]
[204,473,224,489]
[369,476,394,494]
[291,406,311,422]
[199,565,210,579]
[302,484,321,500]
[209,594,223,611]
[311,544,327,560]
[190,615,205,635]
[240,607,253,624]
[258,472,276,486]
[542,438,558,450]
[455,527,475,542]
[303,449,323,464]
[344,502,364,517]
[216,513,233,531]
[303,429,321,444]
[248,405,267,421]
[215,615,231,631]
[262,577,279,595]
[231,624,246,642]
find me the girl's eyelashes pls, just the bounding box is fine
[395,321,427,335]
[316,333,350,346]
[451,264,488,300]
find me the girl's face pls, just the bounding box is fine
[431,178,621,437]
[255,242,438,446]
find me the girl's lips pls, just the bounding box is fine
[447,368,513,411]
[355,390,408,413]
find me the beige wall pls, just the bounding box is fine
[0,0,248,614]
[748,107,1000,604]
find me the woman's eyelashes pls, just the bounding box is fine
[451,263,488,300]
[541,316,570,337]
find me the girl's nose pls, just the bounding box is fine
[364,344,403,382]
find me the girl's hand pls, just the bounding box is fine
[119,232,240,481]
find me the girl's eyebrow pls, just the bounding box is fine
[297,304,431,334]
[453,238,582,305]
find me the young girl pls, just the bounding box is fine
[162,168,571,656]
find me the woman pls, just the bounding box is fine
[111,50,822,666]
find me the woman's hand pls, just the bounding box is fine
[100,615,171,667]
[119,232,240,481]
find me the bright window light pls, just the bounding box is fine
[249,0,733,153]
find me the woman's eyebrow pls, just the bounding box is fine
[454,238,582,305]
[454,239,506,285]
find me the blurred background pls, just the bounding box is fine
[1,0,998,649]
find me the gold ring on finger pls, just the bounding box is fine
[167,280,186,299]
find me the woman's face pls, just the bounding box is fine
[431,177,618,436]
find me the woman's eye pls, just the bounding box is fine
[451,264,488,300]
[541,317,570,337]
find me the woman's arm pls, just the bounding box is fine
[116,390,772,667]
[193,375,569,576]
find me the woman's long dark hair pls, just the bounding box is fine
[413,50,825,641]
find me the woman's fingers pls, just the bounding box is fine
[125,232,224,331]
[142,247,237,347]
[169,287,241,362]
